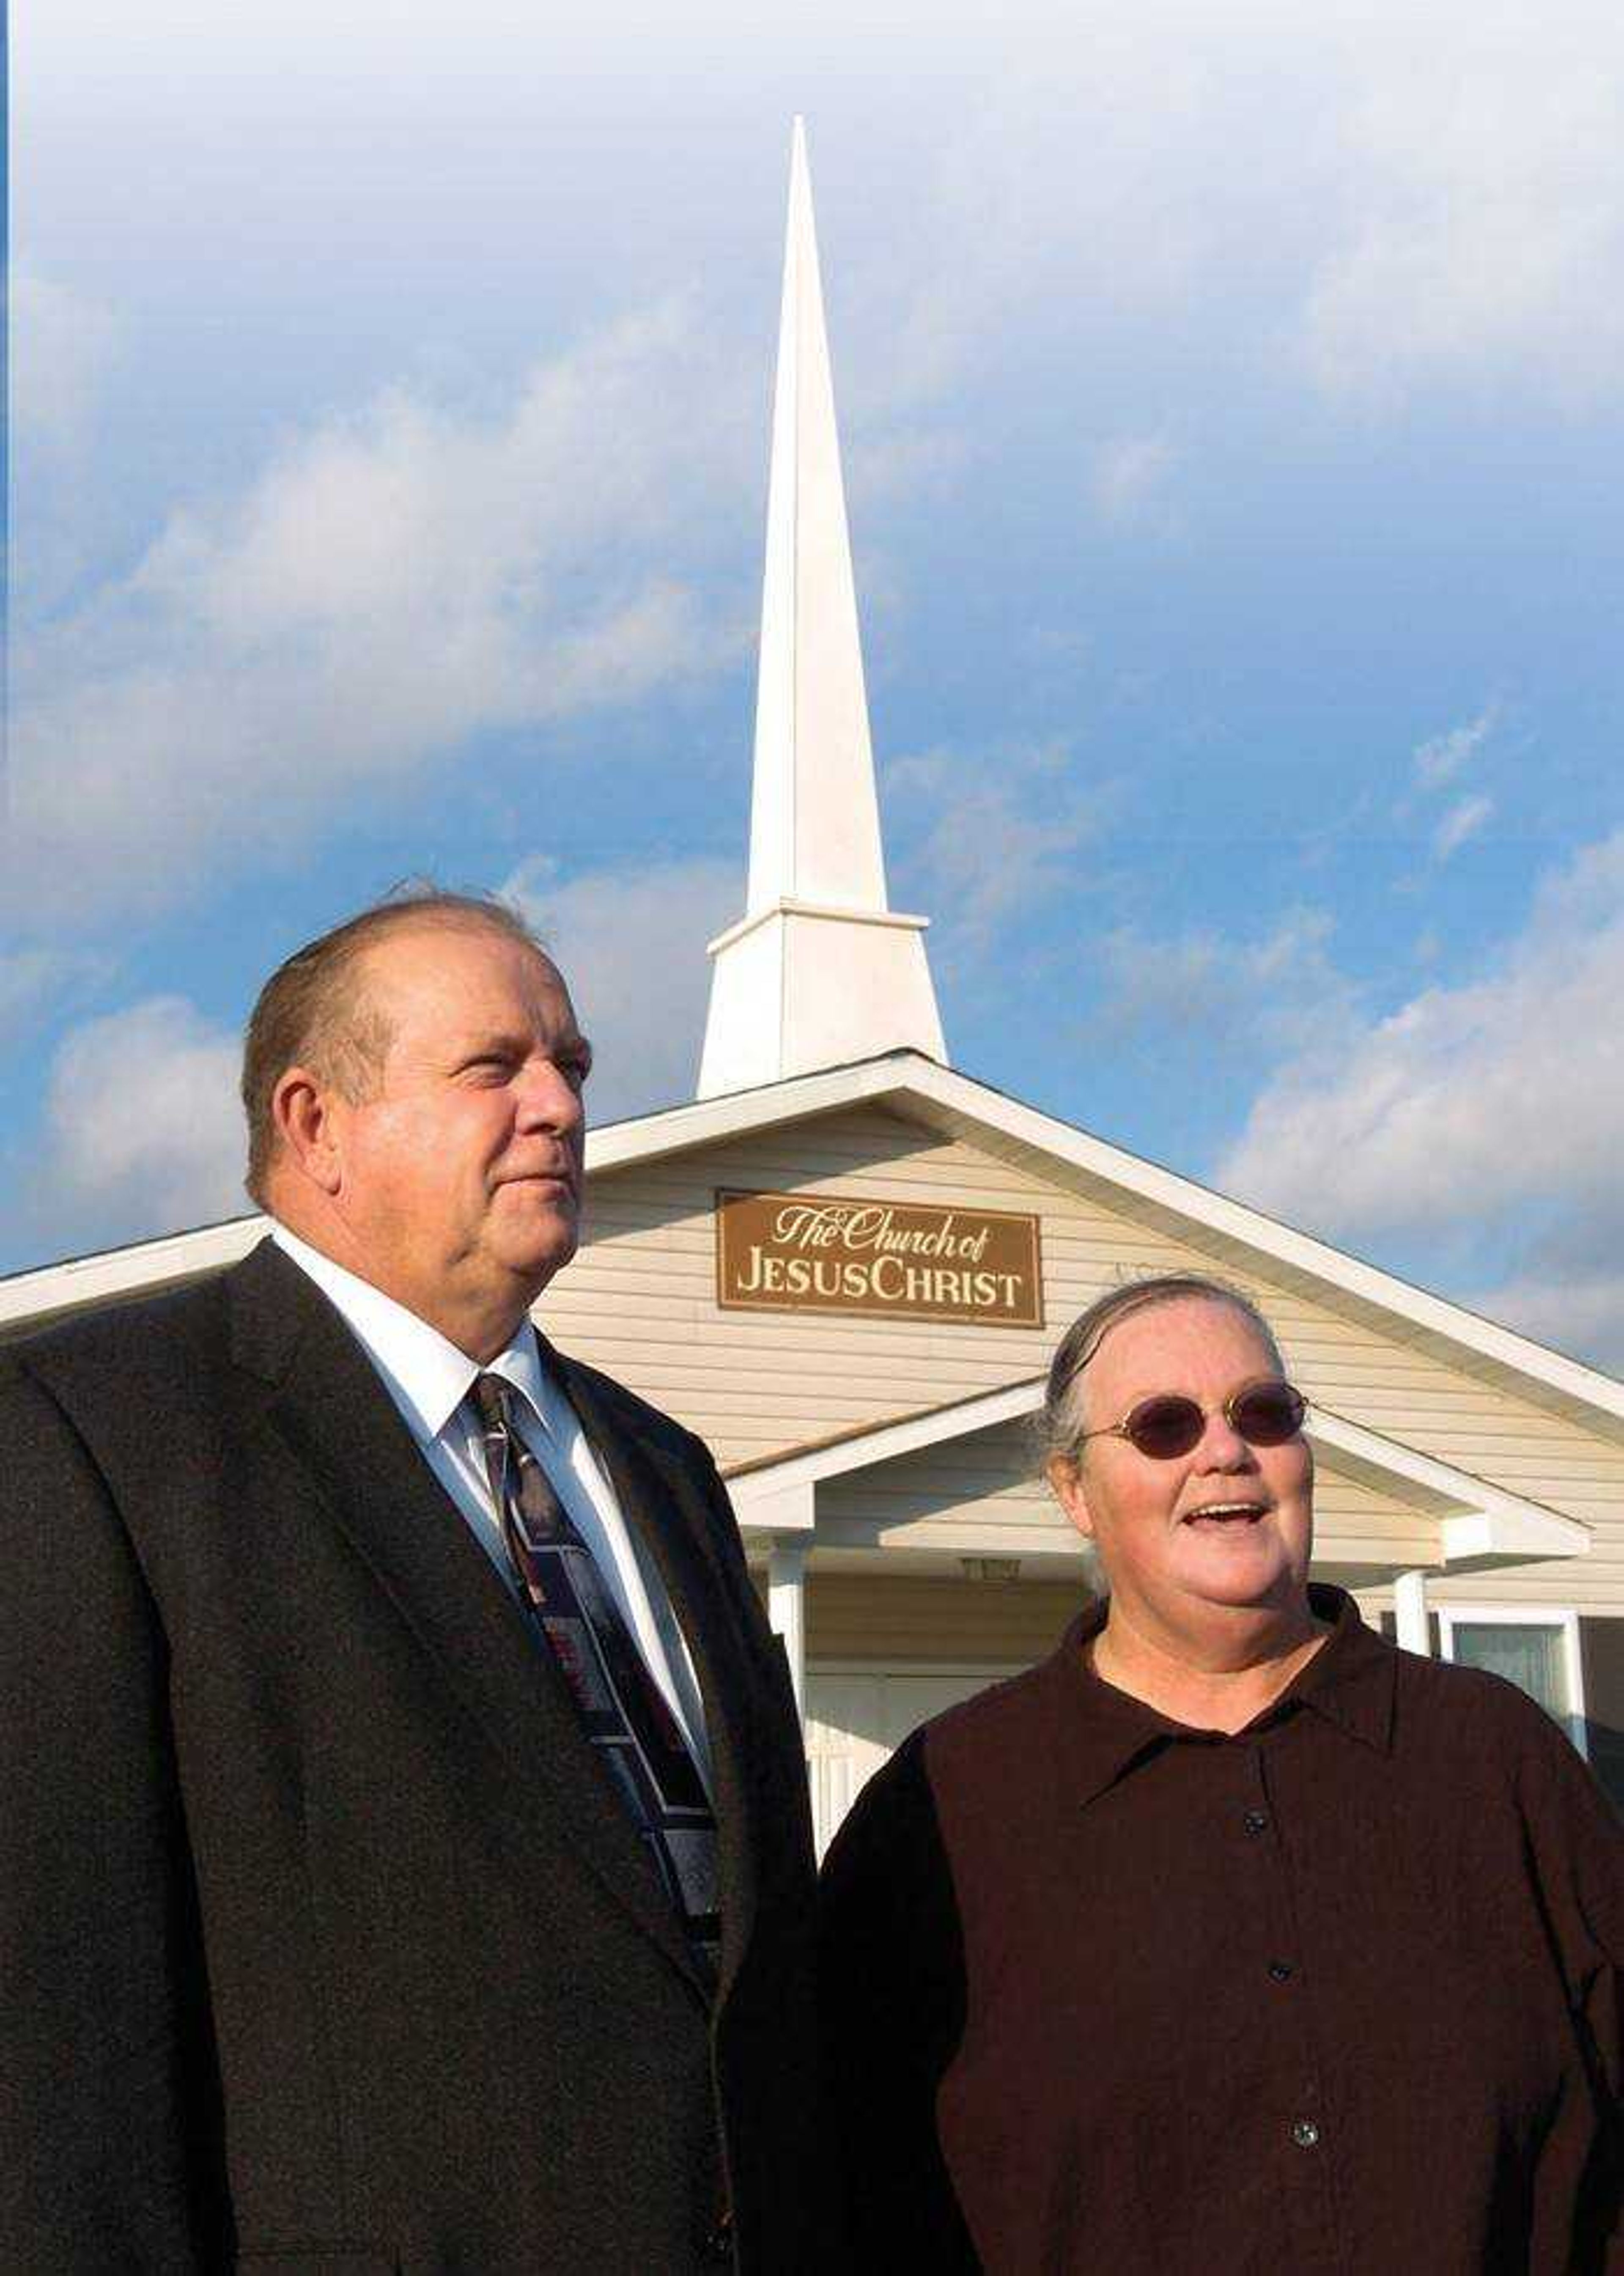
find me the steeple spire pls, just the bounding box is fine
[698,118,946,1099]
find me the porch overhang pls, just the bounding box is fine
[725,1378,1591,1583]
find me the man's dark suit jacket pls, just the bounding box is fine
[0,1238,820,2274]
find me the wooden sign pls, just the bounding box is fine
[715,1189,1043,1328]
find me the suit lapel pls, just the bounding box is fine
[548,1351,764,1991]
[225,1241,704,1993]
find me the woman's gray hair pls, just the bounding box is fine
[1037,1274,1284,1470]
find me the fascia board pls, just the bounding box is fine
[1306,1405,1588,1552]
[724,1378,1044,1494]
[727,1478,817,1534]
[0,1214,266,1334]
[1440,1507,1590,1563]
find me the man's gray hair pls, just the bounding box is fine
[1037,1273,1284,1470]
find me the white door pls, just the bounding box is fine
[804,1665,1019,1859]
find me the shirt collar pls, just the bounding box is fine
[270,1222,549,1441]
[1045,1584,1396,1810]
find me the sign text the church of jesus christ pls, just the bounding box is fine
[715,1189,1044,1328]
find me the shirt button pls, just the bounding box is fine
[1268,1960,1295,1982]
[1243,1810,1269,1835]
[1291,2119,1321,2150]
[701,2210,734,2262]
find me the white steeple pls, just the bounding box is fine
[697,118,946,1099]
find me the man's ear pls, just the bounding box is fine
[271,1065,346,1196]
[1046,1454,1096,1543]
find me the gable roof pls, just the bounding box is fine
[592,1051,1624,1434]
[3,1051,1621,1446]
[719,1369,1589,1570]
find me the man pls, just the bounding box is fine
[1,891,820,2273]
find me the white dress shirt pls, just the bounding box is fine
[271,1224,712,1787]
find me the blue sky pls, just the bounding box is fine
[9,1,1624,1365]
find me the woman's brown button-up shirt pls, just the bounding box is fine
[819,1587,1622,2274]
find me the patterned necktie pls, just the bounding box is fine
[469,1373,721,1975]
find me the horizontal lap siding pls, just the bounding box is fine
[804,1574,1417,1672]
[1311,1466,1439,1568]
[813,1423,1437,1569]
[541,1112,1075,1453]
[807,1575,1085,1665]
[535,1106,1624,1610]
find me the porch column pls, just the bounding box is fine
[1393,1568,1432,1657]
[768,1537,808,1719]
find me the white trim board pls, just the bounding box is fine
[0,1214,265,1335]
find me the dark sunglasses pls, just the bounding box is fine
[1078,1378,1307,1461]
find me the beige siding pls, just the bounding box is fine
[1312,1465,1440,1570]
[807,1574,1083,1665]
[538,1104,1624,1609]
[811,1418,1439,1572]
[818,1419,1049,1543]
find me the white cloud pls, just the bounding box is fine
[8,267,120,448]
[0,948,115,1041]
[6,304,753,929]
[1413,703,1498,790]
[503,853,740,1120]
[1094,906,1358,1054]
[5,854,739,1261]
[22,997,247,1253]
[1301,38,1624,406]
[845,428,971,514]
[1489,1259,1624,1373]
[1218,830,1624,1244]
[885,741,1099,954]
[24,3,1624,457]
[1213,829,1624,1365]
[1398,704,1501,856]
[1432,793,1495,860]
[832,5,1624,426]
[1091,433,1178,529]
[844,5,1624,423]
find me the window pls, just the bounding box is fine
[1437,1607,1587,1757]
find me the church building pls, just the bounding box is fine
[6,124,1624,1844]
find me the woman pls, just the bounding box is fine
[820,1274,1622,2274]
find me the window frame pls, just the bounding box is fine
[1435,1604,1588,1757]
